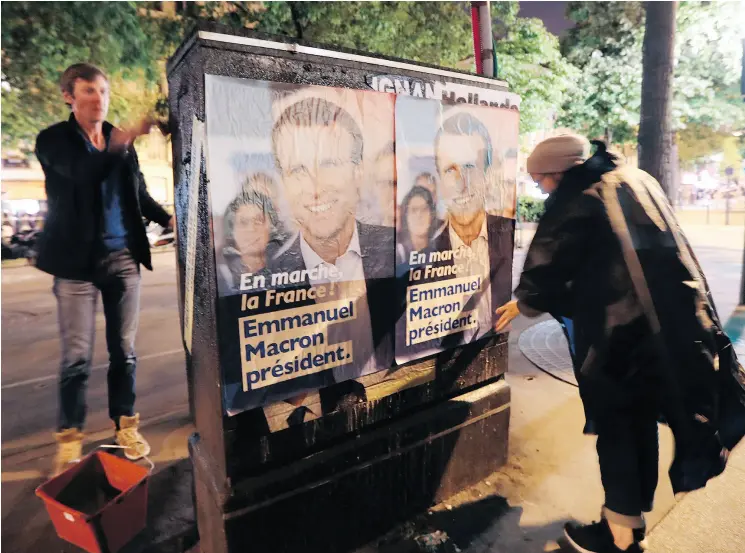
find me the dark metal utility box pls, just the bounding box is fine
[167,23,519,553]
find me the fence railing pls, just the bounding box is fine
[675,199,745,226]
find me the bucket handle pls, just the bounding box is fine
[96,444,155,474]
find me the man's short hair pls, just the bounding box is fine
[60,63,108,97]
[434,111,493,174]
[271,97,363,170]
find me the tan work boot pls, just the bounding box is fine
[114,414,151,460]
[52,428,84,477]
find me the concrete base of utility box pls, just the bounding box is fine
[190,379,510,553]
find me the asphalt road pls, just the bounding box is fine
[1,250,188,456]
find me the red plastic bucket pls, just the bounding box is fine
[36,450,150,553]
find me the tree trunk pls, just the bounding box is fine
[637,1,677,199]
[288,2,304,39]
[604,126,613,146]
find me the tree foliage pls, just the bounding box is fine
[676,125,736,170]
[250,2,474,69]
[672,1,745,131]
[2,1,574,152]
[490,2,578,134]
[557,2,645,144]
[2,1,475,152]
[1,1,163,151]
[7,0,739,158]
[252,1,574,133]
[558,1,745,145]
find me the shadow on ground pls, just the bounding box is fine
[365,494,577,553]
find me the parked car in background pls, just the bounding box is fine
[146,220,175,249]
[2,227,41,261]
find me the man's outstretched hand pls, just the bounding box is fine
[494,300,520,333]
[109,118,154,152]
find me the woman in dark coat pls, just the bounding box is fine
[496,135,745,553]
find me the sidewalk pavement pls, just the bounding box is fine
[1,413,197,553]
[642,307,745,553]
[8,310,740,553]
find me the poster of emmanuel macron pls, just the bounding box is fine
[205,75,397,417]
[394,96,518,363]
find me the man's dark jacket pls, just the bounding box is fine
[516,143,745,494]
[34,114,171,280]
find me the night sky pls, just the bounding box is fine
[518,1,573,36]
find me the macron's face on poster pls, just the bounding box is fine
[274,122,362,241]
[436,133,488,225]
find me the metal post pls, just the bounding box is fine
[471,2,493,77]
[478,2,494,77]
[470,3,482,75]
[515,209,522,249]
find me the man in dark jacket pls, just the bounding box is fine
[36,63,173,476]
[496,135,745,553]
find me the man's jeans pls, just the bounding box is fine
[54,249,141,431]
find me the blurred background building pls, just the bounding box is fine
[1,129,173,234]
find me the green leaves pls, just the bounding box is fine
[1,1,162,152]
[493,13,578,134]
[3,0,741,161]
[517,196,546,223]
[558,0,745,146]
[250,2,473,68]
[1,1,475,154]
[557,1,645,143]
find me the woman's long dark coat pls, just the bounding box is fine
[515,146,745,494]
